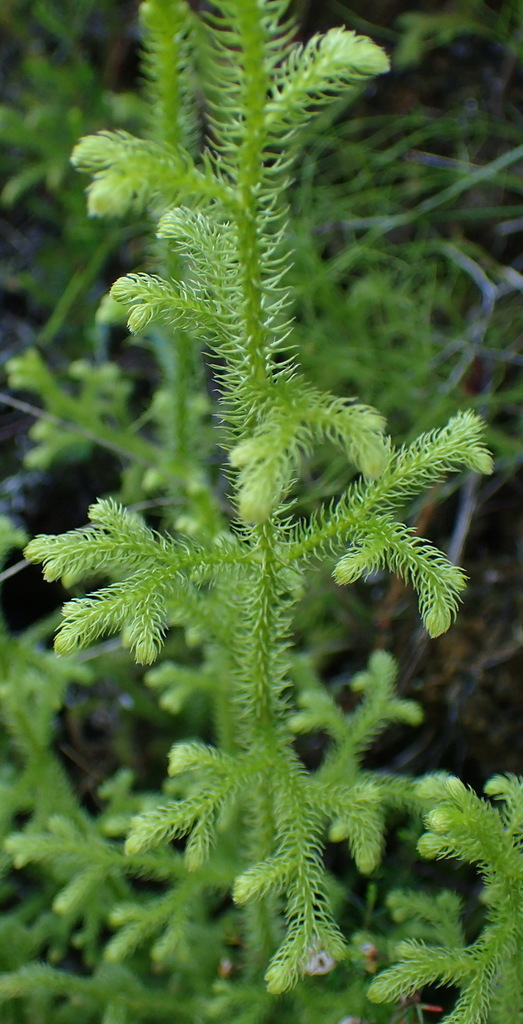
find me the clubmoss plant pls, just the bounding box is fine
[369,773,523,1024]
[5,1,522,1022]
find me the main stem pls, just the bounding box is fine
[230,2,287,971]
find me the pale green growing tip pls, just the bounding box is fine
[127,307,153,334]
[238,487,275,524]
[24,537,50,570]
[347,34,390,77]
[52,890,73,916]
[123,834,141,857]
[329,819,350,843]
[229,439,255,468]
[333,553,365,586]
[425,808,451,834]
[358,441,390,480]
[134,640,158,665]
[168,743,202,775]
[470,450,494,475]
[355,847,381,875]
[320,29,390,80]
[54,630,77,657]
[484,774,510,798]
[423,604,453,638]
[445,775,468,800]
[232,875,250,905]
[417,833,445,859]
[86,178,135,218]
[415,772,449,802]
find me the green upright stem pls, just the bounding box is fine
[231,0,285,743]
[229,2,288,968]
[234,5,272,391]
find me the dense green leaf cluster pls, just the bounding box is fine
[370,774,523,1023]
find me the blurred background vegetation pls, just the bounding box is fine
[1,0,522,785]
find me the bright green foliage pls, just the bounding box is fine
[370,774,523,1023]
[0,1,515,1023]
[6,349,142,470]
